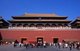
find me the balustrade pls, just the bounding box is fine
[8,26,71,30]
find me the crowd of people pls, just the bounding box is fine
[13,40,80,50]
[13,40,49,48]
[0,40,80,51]
[54,40,80,50]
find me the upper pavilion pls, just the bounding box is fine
[8,13,71,29]
[0,17,9,28]
[71,17,80,28]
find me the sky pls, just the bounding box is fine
[0,0,80,21]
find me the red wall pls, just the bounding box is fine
[0,29,80,43]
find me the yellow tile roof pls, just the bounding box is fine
[13,14,67,17]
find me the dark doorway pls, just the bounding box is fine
[53,38,59,43]
[0,33,2,45]
[21,38,27,43]
[0,33,2,41]
[37,37,43,44]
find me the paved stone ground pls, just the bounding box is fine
[0,44,80,51]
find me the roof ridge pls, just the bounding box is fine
[22,13,58,17]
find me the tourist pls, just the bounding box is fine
[14,40,19,47]
[65,43,68,48]
[76,42,80,50]
[57,43,61,49]
[69,42,72,51]
[19,42,22,47]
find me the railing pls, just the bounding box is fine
[8,27,72,30]
[0,27,80,30]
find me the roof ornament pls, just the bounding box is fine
[23,12,28,16]
[24,12,27,14]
